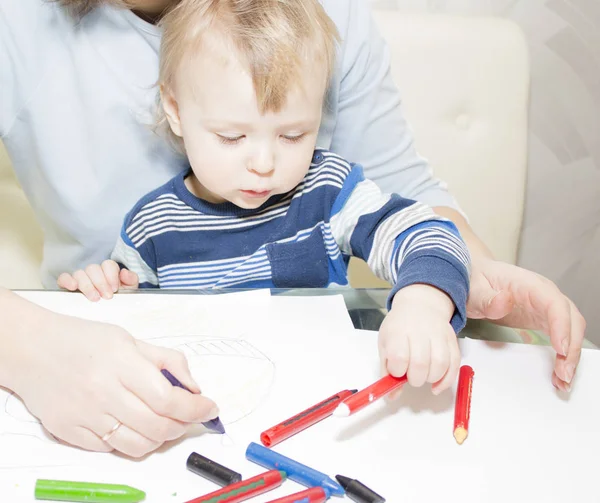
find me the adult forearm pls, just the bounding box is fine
[433,206,494,262]
[0,287,46,391]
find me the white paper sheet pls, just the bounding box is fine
[15,289,272,340]
[1,292,598,502]
[267,294,355,333]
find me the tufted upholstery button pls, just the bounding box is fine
[311,151,324,165]
[455,114,471,130]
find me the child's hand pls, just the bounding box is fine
[57,260,139,301]
[379,284,460,396]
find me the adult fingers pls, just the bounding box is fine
[90,393,189,444]
[546,294,572,358]
[553,300,585,389]
[102,421,163,459]
[119,351,217,424]
[564,300,585,375]
[552,371,570,393]
[466,268,513,320]
[51,425,113,453]
[480,290,514,321]
[136,341,201,393]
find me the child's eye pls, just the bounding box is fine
[217,134,244,145]
[281,133,305,144]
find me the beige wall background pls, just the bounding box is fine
[372,0,600,343]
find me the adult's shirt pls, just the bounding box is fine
[0,0,458,287]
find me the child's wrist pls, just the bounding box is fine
[391,284,455,320]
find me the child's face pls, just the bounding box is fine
[162,43,326,209]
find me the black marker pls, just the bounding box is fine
[335,475,385,503]
[186,452,242,486]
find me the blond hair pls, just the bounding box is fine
[51,0,130,17]
[157,0,339,150]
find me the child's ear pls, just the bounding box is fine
[160,85,183,138]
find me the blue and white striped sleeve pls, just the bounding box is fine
[330,166,470,332]
[110,209,159,289]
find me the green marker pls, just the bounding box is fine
[35,479,146,503]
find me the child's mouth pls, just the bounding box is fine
[241,189,271,198]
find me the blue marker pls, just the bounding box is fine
[161,369,226,434]
[246,442,344,497]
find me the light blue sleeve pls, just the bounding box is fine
[0,2,18,136]
[0,0,48,137]
[321,0,462,212]
[110,218,159,289]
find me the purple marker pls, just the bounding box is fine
[161,369,225,434]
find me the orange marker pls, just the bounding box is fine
[453,365,474,445]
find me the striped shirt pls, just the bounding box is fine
[112,150,470,332]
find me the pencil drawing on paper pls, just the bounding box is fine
[0,336,275,469]
[0,390,87,470]
[172,337,276,425]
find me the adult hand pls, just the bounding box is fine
[8,310,218,458]
[466,256,585,392]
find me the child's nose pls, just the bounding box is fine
[247,149,275,175]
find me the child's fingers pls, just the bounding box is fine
[406,336,430,388]
[84,264,114,300]
[101,260,121,293]
[426,336,450,385]
[386,384,406,402]
[382,333,410,379]
[119,269,140,289]
[432,335,461,395]
[72,270,101,302]
[57,273,79,291]
[379,360,406,402]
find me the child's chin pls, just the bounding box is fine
[233,198,266,210]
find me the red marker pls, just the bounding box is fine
[454,365,474,445]
[333,374,407,417]
[265,487,329,503]
[260,389,357,446]
[184,469,286,503]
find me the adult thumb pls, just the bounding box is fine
[467,280,513,320]
[136,340,202,395]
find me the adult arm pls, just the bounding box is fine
[329,0,584,391]
[326,0,460,210]
[0,288,218,457]
[0,1,19,136]
[434,206,584,392]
